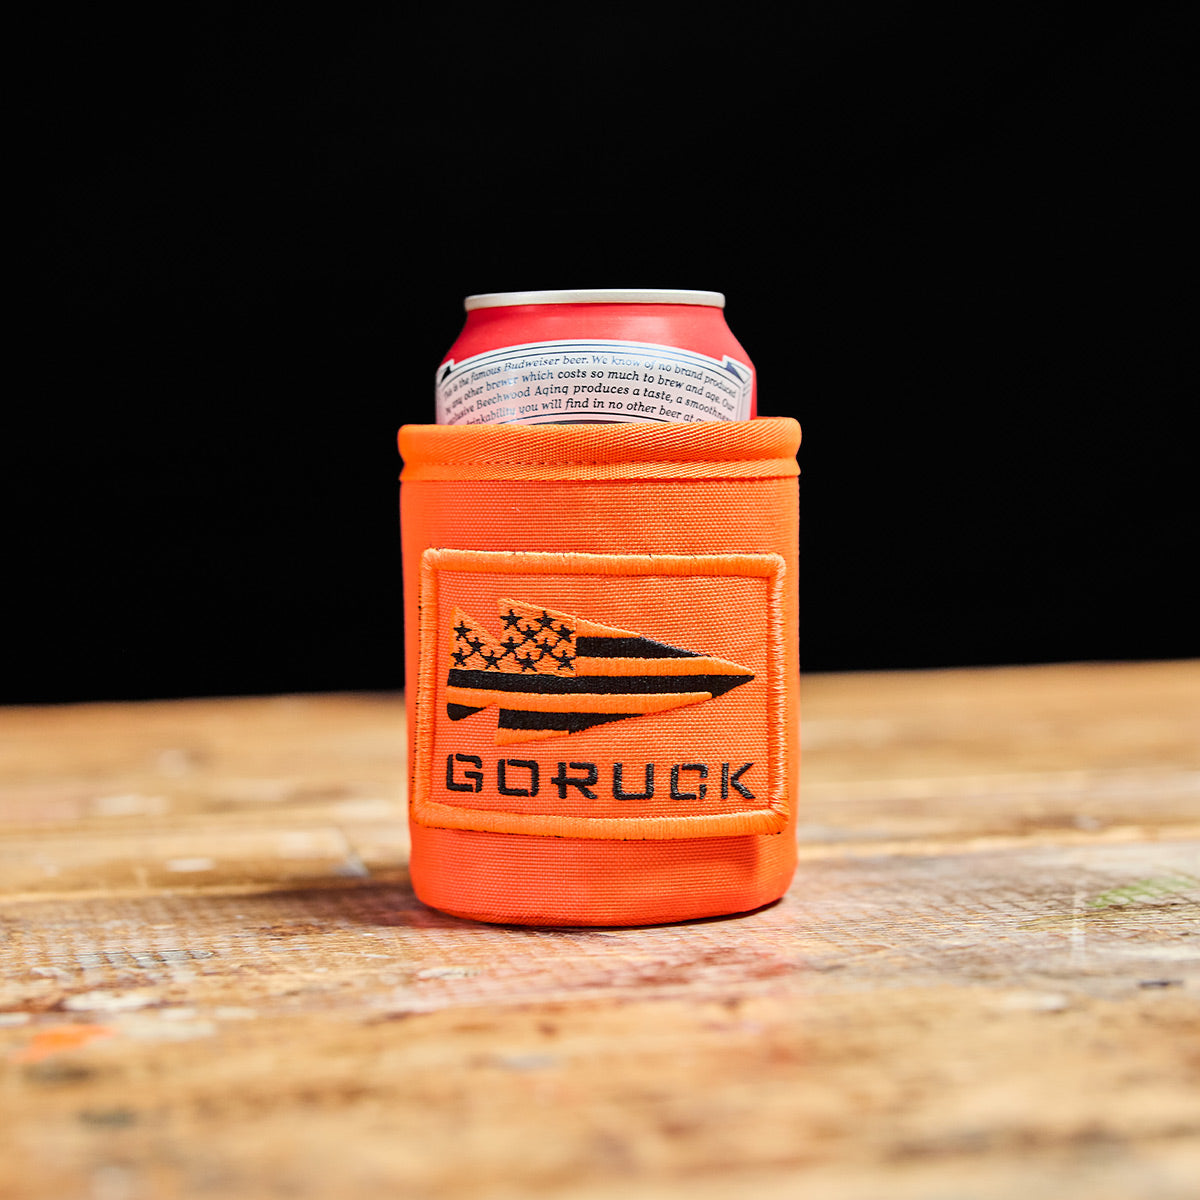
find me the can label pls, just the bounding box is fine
[436,339,754,426]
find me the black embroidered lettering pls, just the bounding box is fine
[497,758,539,797]
[670,763,708,801]
[446,753,483,793]
[553,762,598,799]
[613,763,654,800]
[721,762,755,800]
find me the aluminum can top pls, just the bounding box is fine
[465,289,725,310]
[436,288,754,425]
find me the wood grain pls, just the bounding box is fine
[2,662,1197,1200]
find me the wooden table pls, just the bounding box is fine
[2,662,1197,1200]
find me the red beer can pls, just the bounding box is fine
[435,289,756,426]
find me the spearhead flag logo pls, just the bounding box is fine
[446,599,755,745]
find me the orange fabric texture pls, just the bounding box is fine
[399,418,801,926]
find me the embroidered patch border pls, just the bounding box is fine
[412,549,789,840]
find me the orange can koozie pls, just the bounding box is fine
[398,419,800,926]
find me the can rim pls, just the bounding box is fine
[464,289,725,311]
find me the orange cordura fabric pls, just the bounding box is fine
[399,418,801,927]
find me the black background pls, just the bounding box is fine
[14,4,1194,704]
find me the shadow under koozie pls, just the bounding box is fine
[398,418,801,926]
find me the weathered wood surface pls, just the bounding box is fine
[1,661,1197,1200]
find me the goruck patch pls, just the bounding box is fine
[412,548,789,840]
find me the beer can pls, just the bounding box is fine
[435,289,756,426]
